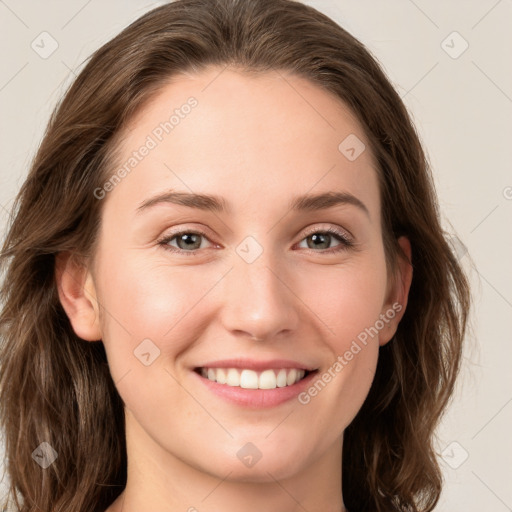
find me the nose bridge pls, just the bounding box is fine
[220,235,300,340]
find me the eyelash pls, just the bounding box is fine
[156,226,354,256]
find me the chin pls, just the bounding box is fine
[196,445,310,483]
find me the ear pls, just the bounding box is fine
[379,236,413,346]
[55,251,102,341]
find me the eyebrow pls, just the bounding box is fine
[136,190,370,218]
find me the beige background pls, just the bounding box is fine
[1,1,511,510]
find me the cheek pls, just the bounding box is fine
[308,256,388,351]
[95,255,221,372]
[94,257,218,419]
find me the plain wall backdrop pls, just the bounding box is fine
[0,1,511,510]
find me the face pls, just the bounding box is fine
[62,66,411,483]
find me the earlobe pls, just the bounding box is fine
[55,251,102,342]
[379,236,413,346]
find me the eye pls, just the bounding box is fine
[157,229,214,256]
[296,226,354,254]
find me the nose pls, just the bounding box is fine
[218,248,300,342]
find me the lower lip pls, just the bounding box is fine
[193,370,317,409]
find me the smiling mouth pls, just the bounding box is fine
[194,367,316,390]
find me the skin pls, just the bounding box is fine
[56,66,412,512]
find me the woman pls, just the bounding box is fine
[0,0,471,511]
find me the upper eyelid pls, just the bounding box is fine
[301,224,353,241]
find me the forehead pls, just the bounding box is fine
[105,66,380,220]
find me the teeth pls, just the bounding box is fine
[240,369,258,389]
[226,368,240,387]
[200,367,307,389]
[286,368,297,386]
[276,369,288,387]
[216,368,227,384]
[259,369,277,389]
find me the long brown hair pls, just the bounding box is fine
[0,0,471,510]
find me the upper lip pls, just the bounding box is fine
[194,358,318,372]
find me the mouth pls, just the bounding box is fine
[192,364,319,408]
[194,366,315,390]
